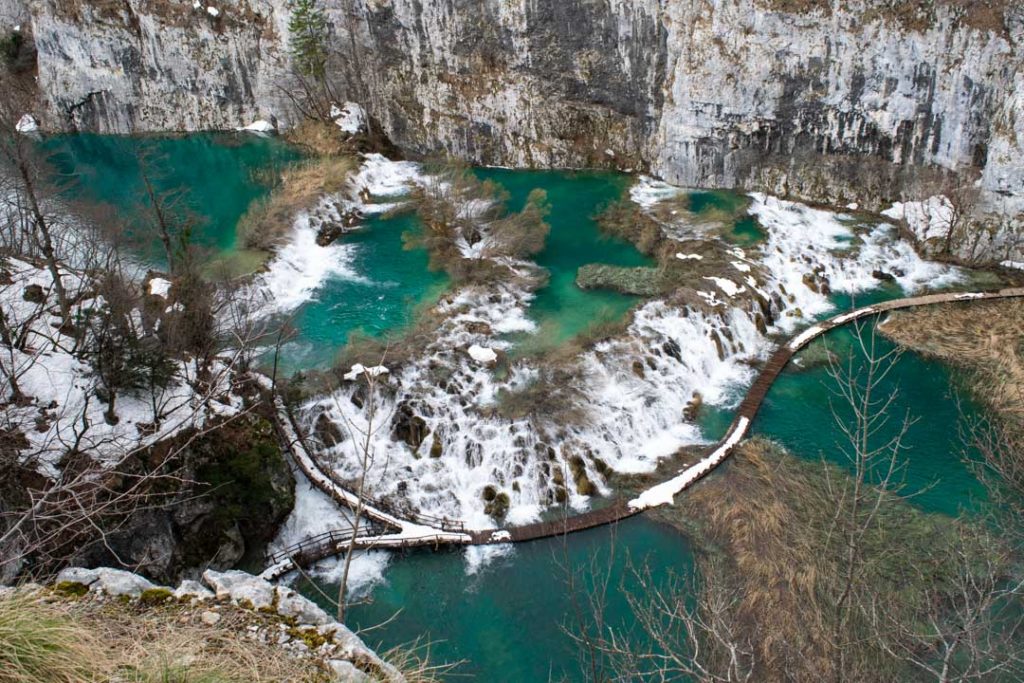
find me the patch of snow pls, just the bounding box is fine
[954,292,986,300]
[628,417,750,511]
[675,252,703,261]
[630,176,685,209]
[147,277,171,298]
[330,102,368,135]
[883,196,954,244]
[237,120,275,135]
[703,276,744,297]
[1002,260,1024,270]
[206,6,220,17]
[342,364,389,381]
[788,325,823,350]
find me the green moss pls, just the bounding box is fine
[138,588,174,606]
[53,581,89,598]
[287,626,331,650]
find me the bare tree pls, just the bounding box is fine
[821,322,914,681]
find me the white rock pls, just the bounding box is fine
[275,585,332,626]
[56,567,155,598]
[201,569,275,609]
[174,579,214,601]
[328,659,371,683]
[200,610,221,626]
[467,344,497,364]
[15,114,37,134]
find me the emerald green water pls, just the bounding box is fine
[475,169,653,347]
[308,517,694,682]
[50,135,1003,678]
[40,132,299,257]
[282,212,449,371]
[753,321,987,516]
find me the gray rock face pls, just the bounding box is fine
[3,0,1022,255]
[56,566,156,597]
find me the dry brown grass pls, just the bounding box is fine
[655,439,990,682]
[237,155,357,250]
[285,119,354,158]
[0,587,330,683]
[880,300,1024,426]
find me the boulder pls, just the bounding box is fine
[56,567,155,598]
[202,569,275,609]
[275,585,332,626]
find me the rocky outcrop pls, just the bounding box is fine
[2,0,1022,258]
[52,566,405,681]
[69,414,295,585]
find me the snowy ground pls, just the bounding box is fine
[1,257,245,477]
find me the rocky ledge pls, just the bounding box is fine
[52,566,404,682]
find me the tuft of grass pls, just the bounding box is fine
[380,637,465,683]
[0,590,103,683]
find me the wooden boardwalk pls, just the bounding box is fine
[263,287,1024,579]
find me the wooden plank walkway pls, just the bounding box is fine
[265,287,1024,578]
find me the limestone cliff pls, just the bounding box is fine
[3,0,1022,258]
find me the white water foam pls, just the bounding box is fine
[273,164,962,578]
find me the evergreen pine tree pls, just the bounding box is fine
[288,0,329,81]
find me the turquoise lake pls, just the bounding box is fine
[52,134,998,680]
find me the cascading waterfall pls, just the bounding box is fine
[266,157,962,573]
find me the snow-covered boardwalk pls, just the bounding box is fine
[264,287,1024,580]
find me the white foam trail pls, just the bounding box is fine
[258,215,364,313]
[255,154,426,314]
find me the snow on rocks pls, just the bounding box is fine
[15,114,38,134]
[343,364,390,381]
[883,196,954,247]
[675,252,703,261]
[147,276,172,298]
[238,119,276,135]
[467,344,498,364]
[330,102,368,135]
[703,276,745,297]
[206,6,220,17]
[1002,260,1024,270]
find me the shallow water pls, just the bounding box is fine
[41,132,299,257]
[475,168,653,347]
[308,517,695,683]
[280,212,450,371]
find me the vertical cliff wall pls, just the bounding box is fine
[3,0,1022,258]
